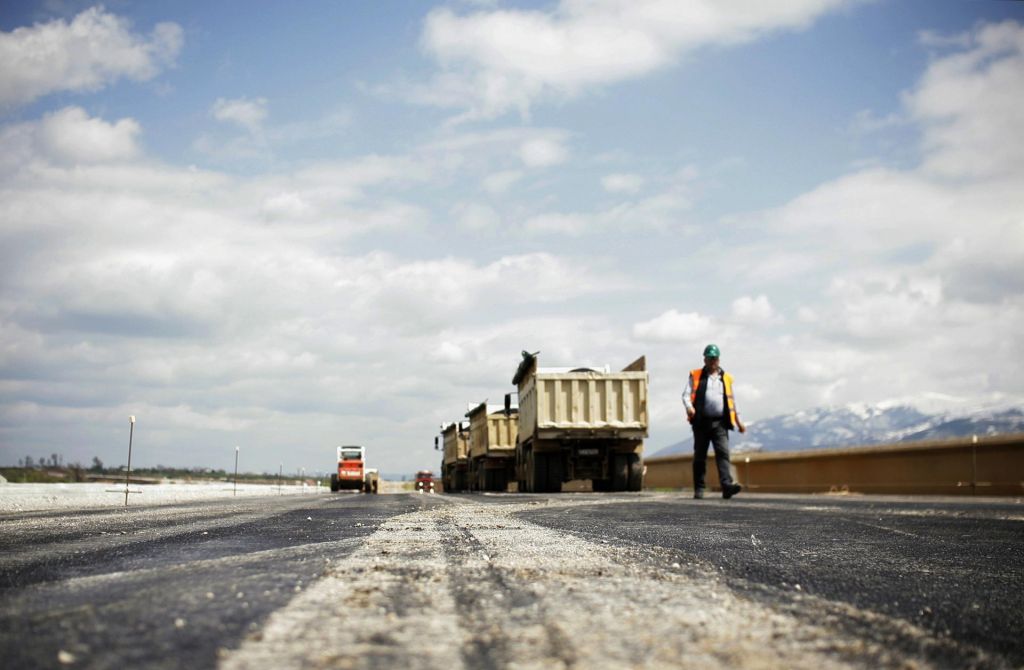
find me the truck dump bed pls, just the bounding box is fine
[514,353,648,442]
[466,403,518,460]
[442,422,469,467]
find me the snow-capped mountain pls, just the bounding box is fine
[650,404,1024,457]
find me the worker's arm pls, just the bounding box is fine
[682,374,695,420]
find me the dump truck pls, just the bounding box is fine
[511,351,648,493]
[437,421,469,492]
[363,468,379,494]
[466,401,518,492]
[415,470,435,493]
[330,445,366,492]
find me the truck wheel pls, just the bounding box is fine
[528,450,547,493]
[486,470,507,492]
[627,454,643,491]
[610,454,629,491]
[545,453,563,493]
[330,474,339,492]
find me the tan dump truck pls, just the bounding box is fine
[437,421,469,492]
[511,351,648,493]
[466,402,518,492]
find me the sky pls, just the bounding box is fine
[1,0,1022,477]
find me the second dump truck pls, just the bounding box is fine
[438,421,469,492]
[511,352,648,493]
[466,401,518,492]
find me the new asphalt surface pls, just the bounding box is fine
[0,490,1020,669]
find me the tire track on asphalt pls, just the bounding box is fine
[220,501,467,670]
[438,509,578,669]
[221,496,909,669]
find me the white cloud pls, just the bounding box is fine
[519,137,568,167]
[0,7,182,107]
[731,295,780,324]
[35,106,141,164]
[523,212,589,236]
[482,169,523,194]
[452,201,501,231]
[601,173,644,194]
[260,191,311,221]
[416,0,847,119]
[212,97,268,133]
[633,309,714,343]
[824,274,945,342]
[906,20,1024,180]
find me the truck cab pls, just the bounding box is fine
[415,470,435,493]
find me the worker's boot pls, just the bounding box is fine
[723,483,742,499]
[693,488,705,499]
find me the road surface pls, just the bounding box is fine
[1,491,1021,669]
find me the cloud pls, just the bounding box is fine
[633,309,714,343]
[416,0,847,119]
[906,20,1024,180]
[523,212,589,236]
[0,6,183,108]
[823,274,945,342]
[260,191,312,221]
[452,201,501,231]
[601,173,644,194]
[519,137,568,167]
[36,106,141,163]
[482,169,523,194]
[211,97,268,133]
[731,295,780,324]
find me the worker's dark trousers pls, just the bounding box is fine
[692,418,733,491]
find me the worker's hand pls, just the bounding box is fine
[686,407,695,421]
[737,419,746,434]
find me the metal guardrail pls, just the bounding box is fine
[644,433,1024,496]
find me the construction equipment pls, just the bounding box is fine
[330,445,366,492]
[466,401,517,492]
[415,470,435,493]
[438,422,469,492]
[511,352,648,493]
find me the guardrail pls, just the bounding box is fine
[644,433,1024,496]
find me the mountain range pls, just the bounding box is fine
[650,403,1024,457]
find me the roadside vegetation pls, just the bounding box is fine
[1,458,321,485]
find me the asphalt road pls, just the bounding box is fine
[1,491,1021,669]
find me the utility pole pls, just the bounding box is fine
[124,416,135,506]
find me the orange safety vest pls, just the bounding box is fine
[689,367,738,430]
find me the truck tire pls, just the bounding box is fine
[546,453,563,493]
[486,469,508,492]
[627,454,643,491]
[330,474,339,492]
[610,454,629,491]
[528,449,547,493]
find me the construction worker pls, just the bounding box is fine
[683,344,746,499]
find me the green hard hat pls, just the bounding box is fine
[703,344,720,358]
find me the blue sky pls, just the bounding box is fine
[1,0,1022,476]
